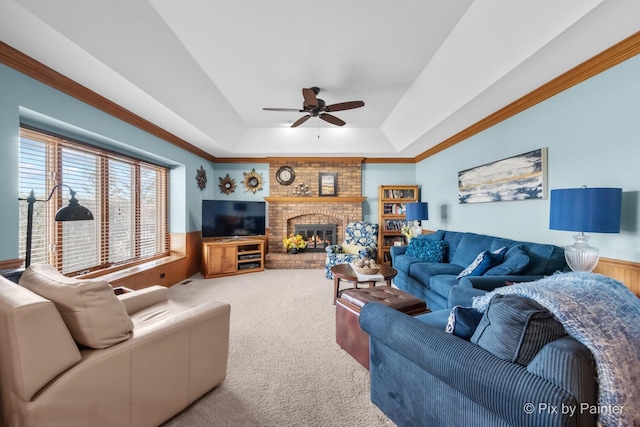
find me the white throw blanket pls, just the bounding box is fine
[472,272,640,427]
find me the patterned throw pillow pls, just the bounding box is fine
[457,247,507,279]
[405,238,447,262]
[445,306,484,340]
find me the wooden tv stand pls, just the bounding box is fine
[202,237,265,278]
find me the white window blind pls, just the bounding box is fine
[19,127,169,275]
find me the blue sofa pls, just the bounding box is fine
[360,302,598,426]
[390,230,567,310]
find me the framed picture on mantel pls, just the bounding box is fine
[319,172,337,196]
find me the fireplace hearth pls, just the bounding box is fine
[294,224,337,252]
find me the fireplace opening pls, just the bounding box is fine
[294,224,337,252]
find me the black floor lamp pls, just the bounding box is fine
[20,184,94,268]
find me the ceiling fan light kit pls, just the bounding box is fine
[263,87,364,128]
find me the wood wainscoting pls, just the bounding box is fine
[594,257,640,297]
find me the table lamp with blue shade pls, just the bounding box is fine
[406,202,429,238]
[549,186,622,272]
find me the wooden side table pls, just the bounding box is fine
[330,263,398,304]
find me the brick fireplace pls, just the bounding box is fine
[264,159,365,269]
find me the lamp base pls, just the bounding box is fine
[564,233,599,272]
[411,221,423,239]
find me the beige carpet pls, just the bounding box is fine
[161,269,394,427]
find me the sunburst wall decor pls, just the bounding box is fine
[218,173,236,195]
[242,168,264,194]
[195,165,207,191]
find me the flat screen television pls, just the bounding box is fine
[201,200,266,238]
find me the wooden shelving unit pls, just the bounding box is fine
[377,185,419,265]
[202,238,265,278]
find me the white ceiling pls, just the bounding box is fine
[1,0,639,158]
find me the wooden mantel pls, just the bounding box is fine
[264,196,366,203]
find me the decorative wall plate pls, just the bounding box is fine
[243,168,264,193]
[196,165,207,191]
[218,173,236,195]
[276,165,295,186]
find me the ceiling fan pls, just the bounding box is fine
[263,87,364,127]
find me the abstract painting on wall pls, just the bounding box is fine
[458,148,547,204]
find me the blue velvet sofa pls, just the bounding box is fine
[390,230,567,310]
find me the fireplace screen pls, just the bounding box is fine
[294,224,337,252]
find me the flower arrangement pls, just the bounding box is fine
[283,234,307,251]
[401,224,413,241]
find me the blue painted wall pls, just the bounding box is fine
[415,54,640,263]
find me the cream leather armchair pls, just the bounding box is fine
[0,267,230,427]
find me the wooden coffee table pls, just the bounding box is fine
[330,263,398,304]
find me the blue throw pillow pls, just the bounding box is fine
[470,295,567,366]
[456,247,506,279]
[484,245,530,276]
[492,246,508,259]
[445,306,484,340]
[405,239,447,262]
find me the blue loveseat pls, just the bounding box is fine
[391,230,567,310]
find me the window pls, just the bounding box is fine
[19,127,169,275]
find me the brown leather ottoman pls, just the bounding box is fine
[336,286,430,369]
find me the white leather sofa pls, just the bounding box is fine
[0,264,230,427]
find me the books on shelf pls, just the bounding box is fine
[383,189,415,199]
[383,203,405,215]
[384,236,406,246]
[384,220,405,231]
[378,185,418,266]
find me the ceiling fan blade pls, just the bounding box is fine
[291,115,311,127]
[302,88,318,107]
[325,101,365,112]
[319,113,346,127]
[262,108,304,112]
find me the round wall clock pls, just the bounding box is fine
[276,166,295,186]
[242,168,264,194]
[218,173,236,195]
[196,165,207,191]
